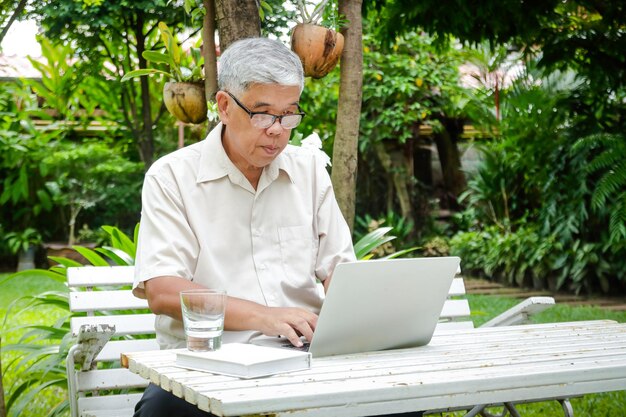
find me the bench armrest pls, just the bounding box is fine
[72,324,116,371]
[480,296,555,328]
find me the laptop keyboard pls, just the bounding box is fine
[281,341,311,352]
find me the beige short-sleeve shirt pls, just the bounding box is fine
[134,123,356,348]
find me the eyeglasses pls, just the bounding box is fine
[226,91,305,130]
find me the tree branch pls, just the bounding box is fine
[0,0,28,45]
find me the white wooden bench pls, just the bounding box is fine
[65,265,554,417]
[437,270,555,331]
[66,266,159,417]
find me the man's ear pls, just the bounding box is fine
[215,91,230,124]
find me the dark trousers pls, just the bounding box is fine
[134,383,213,417]
[134,383,424,417]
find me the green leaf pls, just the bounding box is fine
[73,245,109,266]
[142,50,172,66]
[191,8,205,20]
[353,227,395,259]
[261,1,272,12]
[133,223,140,244]
[96,246,133,266]
[102,226,137,258]
[36,188,53,211]
[47,256,82,267]
[1,268,65,285]
[121,68,173,81]
[158,21,180,67]
[383,246,421,259]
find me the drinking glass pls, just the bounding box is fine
[180,289,227,351]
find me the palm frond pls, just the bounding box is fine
[592,161,626,209]
[609,192,626,245]
[586,148,621,172]
[573,132,623,153]
[573,133,626,244]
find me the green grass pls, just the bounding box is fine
[468,294,626,326]
[1,271,67,333]
[0,271,66,306]
[1,272,625,416]
[1,271,68,417]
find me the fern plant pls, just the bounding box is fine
[573,133,626,245]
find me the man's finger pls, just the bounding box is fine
[291,316,315,343]
[283,327,304,347]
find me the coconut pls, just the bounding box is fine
[163,82,208,124]
[291,23,344,79]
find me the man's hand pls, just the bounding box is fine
[255,307,318,348]
[224,298,318,348]
[142,280,318,348]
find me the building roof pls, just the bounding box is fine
[0,54,43,80]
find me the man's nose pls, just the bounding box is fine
[266,117,285,135]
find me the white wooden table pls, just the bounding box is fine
[122,320,626,417]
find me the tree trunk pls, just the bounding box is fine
[202,0,219,134]
[331,0,363,232]
[68,204,81,246]
[434,117,466,209]
[214,0,260,51]
[373,141,416,228]
[203,0,218,101]
[135,13,155,167]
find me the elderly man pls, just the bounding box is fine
[133,36,424,417]
[132,37,356,417]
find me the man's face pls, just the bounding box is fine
[218,83,302,173]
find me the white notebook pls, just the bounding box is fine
[176,343,311,379]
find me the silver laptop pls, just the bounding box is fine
[256,256,460,357]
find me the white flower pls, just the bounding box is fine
[301,132,323,149]
[301,132,332,167]
[207,101,219,123]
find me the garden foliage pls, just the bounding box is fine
[450,64,626,294]
[0,225,137,417]
[0,38,143,256]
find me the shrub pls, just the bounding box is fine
[451,65,626,294]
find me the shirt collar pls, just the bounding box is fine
[196,122,295,185]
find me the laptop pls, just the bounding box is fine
[254,256,460,357]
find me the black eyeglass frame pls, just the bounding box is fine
[225,91,306,129]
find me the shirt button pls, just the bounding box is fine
[253,229,262,237]
[258,264,266,270]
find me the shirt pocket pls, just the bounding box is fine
[278,225,315,287]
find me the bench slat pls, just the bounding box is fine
[78,393,143,417]
[97,339,161,362]
[77,368,148,391]
[82,409,136,417]
[70,290,148,312]
[440,299,471,320]
[71,314,156,337]
[68,266,135,287]
[448,278,466,297]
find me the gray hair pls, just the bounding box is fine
[218,37,304,95]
